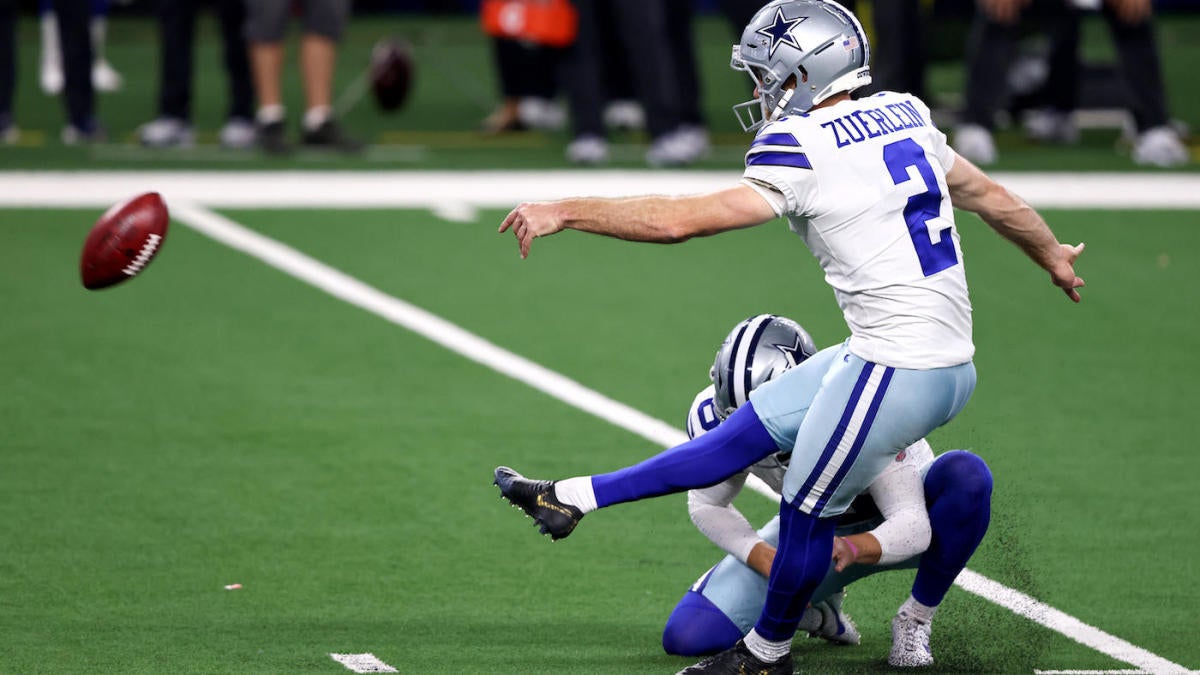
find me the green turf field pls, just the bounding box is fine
[0,188,1196,673]
[1,7,1198,673]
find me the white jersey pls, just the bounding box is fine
[685,385,933,564]
[741,91,974,369]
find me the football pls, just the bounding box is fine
[369,37,414,112]
[80,192,169,290]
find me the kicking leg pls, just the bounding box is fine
[494,400,779,539]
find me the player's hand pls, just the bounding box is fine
[831,536,858,572]
[978,0,1030,24]
[499,202,565,259]
[1107,0,1152,24]
[1049,242,1086,303]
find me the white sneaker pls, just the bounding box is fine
[219,117,257,150]
[603,100,645,132]
[1024,108,1079,144]
[646,126,709,167]
[807,591,861,645]
[889,612,934,667]
[952,124,997,165]
[92,60,123,92]
[1132,126,1189,167]
[517,97,566,132]
[138,117,195,148]
[566,134,609,165]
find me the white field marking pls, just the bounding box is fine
[956,570,1192,674]
[3,170,1200,209]
[1035,671,1151,674]
[430,201,478,223]
[1036,671,1200,674]
[169,200,685,446]
[166,201,1194,675]
[329,653,398,673]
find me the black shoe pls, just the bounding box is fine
[301,119,363,153]
[493,466,583,541]
[676,640,793,675]
[257,119,291,155]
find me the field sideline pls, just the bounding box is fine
[1,171,1196,674]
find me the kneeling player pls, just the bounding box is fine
[661,315,993,667]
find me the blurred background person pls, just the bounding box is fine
[561,0,708,166]
[0,0,15,143]
[39,0,121,94]
[479,0,573,134]
[245,0,361,154]
[954,0,1188,167]
[28,0,103,143]
[138,0,256,149]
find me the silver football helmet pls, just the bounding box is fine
[709,314,817,420]
[731,0,871,132]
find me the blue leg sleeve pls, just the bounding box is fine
[662,591,745,656]
[591,401,780,508]
[753,502,836,641]
[911,450,993,607]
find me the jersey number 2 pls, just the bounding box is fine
[883,138,958,277]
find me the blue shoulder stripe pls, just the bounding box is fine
[746,151,812,169]
[750,132,800,148]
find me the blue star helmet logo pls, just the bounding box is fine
[756,8,808,58]
[771,335,810,368]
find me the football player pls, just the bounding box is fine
[661,315,992,668]
[495,1,1082,672]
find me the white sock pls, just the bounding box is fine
[743,628,790,663]
[552,476,597,513]
[90,16,106,60]
[256,105,285,125]
[303,105,332,132]
[40,13,60,70]
[899,595,938,623]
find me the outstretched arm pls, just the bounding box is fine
[946,152,1086,302]
[498,184,778,259]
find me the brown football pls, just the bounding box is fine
[80,192,169,290]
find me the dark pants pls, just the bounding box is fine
[0,0,14,123]
[870,0,926,99]
[53,0,95,129]
[492,38,559,101]
[157,0,254,122]
[965,1,1170,131]
[563,0,700,139]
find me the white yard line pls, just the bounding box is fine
[329,653,398,673]
[163,200,1192,674]
[2,170,1200,209]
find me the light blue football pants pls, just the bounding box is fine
[750,342,976,517]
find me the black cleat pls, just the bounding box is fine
[493,466,583,541]
[301,119,364,153]
[257,119,291,155]
[675,640,793,675]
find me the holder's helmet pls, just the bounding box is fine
[710,314,817,420]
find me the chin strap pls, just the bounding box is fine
[769,88,795,123]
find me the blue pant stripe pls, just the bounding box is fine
[812,366,894,514]
[794,362,874,505]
